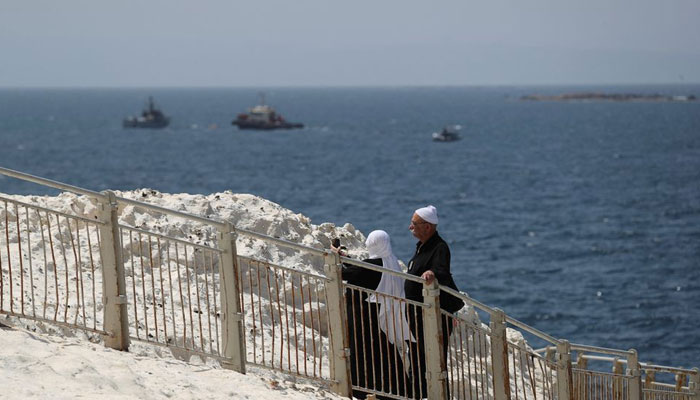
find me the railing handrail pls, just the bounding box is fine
[0,194,108,225]
[0,166,229,229]
[115,195,227,229]
[235,227,328,256]
[505,314,561,345]
[0,166,107,199]
[571,343,635,358]
[576,353,699,375]
[340,255,425,284]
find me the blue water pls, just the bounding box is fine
[1,86,698,369]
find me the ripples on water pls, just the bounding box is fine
[0,86,698,368]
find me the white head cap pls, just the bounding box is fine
[415,205,438,225]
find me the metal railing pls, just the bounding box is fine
[0,195,106,336]
[1,166,698,400]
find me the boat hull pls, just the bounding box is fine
[232,120,304,130]
[123,118,170,129]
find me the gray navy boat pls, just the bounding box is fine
[123,97,170,129]
[232,94,303,130]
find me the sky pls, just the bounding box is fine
[1,0,699,87]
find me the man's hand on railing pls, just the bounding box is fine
[421,270,436,284]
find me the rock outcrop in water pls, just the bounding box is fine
[521,92,696,102]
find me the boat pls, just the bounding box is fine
[123,97,170,129]
[232,94,303,130]
[432,125,461,142]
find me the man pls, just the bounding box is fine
[404,205,463,398]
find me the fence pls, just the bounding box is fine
[1,166,698,400]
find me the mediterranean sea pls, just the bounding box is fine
[0,86,698,369]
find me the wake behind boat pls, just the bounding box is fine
[123,97,170,129]
[232,94,303,130]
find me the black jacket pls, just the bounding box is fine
[404,232,464,313]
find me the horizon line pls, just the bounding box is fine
[1,82,699,90]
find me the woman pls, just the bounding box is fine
[335,230,414,399]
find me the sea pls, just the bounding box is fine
[0,86,698,370]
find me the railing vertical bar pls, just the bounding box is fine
[25,207,36,318]
[390,295,400,395]
[447,316,455,399]
[274,267,283,368]
[527,353,537,400]
[350,288,362,387]
[0,201,5,310]
[138,233,150,340]
[207,250,219,356]
[35,209,49,320]
[56,214,71,323]
[174,242,187,348]
[414,304,425,399]
[458,325,467,400]
[399,297,410,398]
[202,250,213,354]
[165,240,177,348]
[156,238,168,344]
[76,219,88,327]
[192,248,204,352]
[15,203,25,316]
[520,350,528,399]
[307,277,317,377]
[66,216,82,326]
[513,347,520,400]
[45,211,59,321]
[313,276,323,377]
[282,269,291,373]
[299,273,308,376]
[480,331,487,400]
[256,261,265,366]
[128,230,139,339]
[291,272,299,374]
[366,288,377,391]
[474,330,482,399]
[265,264,275,368]
[6,200,15,313]
[86,222,97,330]
[147,236,159,343]
[183,245,195,350]
[379,294,389,393]
[248,261,257,363]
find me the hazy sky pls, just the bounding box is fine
[1,0,699,87]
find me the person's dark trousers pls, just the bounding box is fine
[406,304,453,399]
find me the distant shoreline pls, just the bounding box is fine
[521,92,696,102]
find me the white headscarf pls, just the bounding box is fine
[366,230,415,344]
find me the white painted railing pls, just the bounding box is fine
[0,166,697,400]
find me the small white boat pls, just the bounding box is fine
[432,125,461,142]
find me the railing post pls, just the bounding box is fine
[422,280,447,400]
[626,349,642,400]
[643,370,655,389]
[675,373,687,393]
[218,222,246,373]
[98,191,129,351]
[613,358,624,399]
[689,368,699,398]
[323,252,352,397]
[556,340,573,400]
[490,308,511,400]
